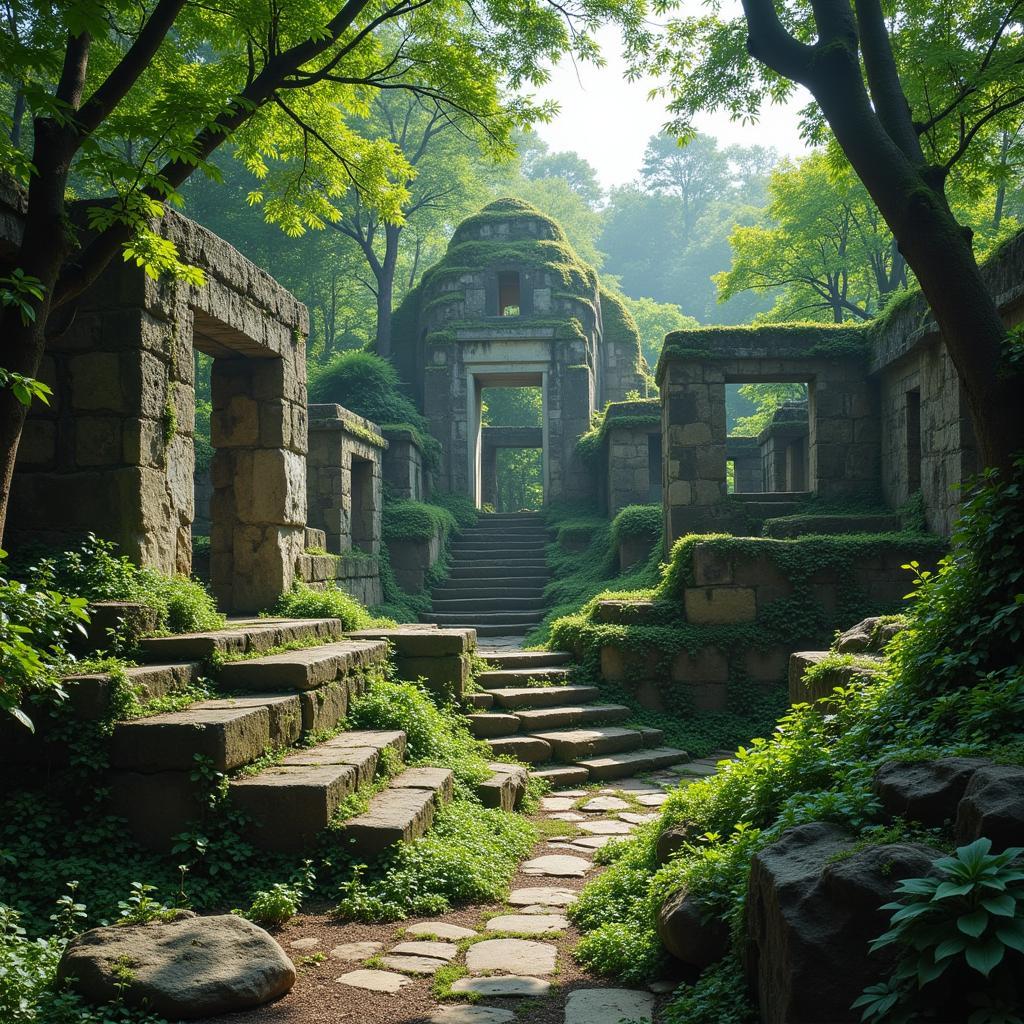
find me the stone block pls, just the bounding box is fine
[70,352,125,413]
[395,654,469,700]
[670,647,729,684]
[211,394,259,447]
[600,646,659,682]
[299,680,349,734]
[684,587,756,624]
[743,646,789,683]
[691,546,733,586]
[592,600,656,625]
[18,419,56,465]
[347,628,473,657]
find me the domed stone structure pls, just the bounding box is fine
[389,198,644,505]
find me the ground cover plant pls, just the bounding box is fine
[568,461,1024,1022]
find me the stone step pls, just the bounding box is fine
[62,662,202,720]
[458,532,550,543]
[737,502,805,520]
[111,694,303,772]
[449,557,548,567]
[421,611,545,627]
[476,762,529,810]
[430,597,547,613]
[528,726,654,760]
[486,735,553,763]
[484,651,573,670]
[462,691,495,710]
[513,704,630,731]
[341,767,454,855]
[434,575,548,588]
[474,623,536,637]
[487,685,599,710]
[529,765,590,787]
[278,729,407,785]
[466,712,520,738]
[478,667,571,687]
[575,746,689,781]
[448,566,549,579]
[217,640,387,692]
[432,586,546,601]
[138,618,343,662]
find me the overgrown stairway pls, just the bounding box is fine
[464,649,689,784]
[422,512,551,637]
[95,617,472,855]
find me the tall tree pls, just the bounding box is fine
[0,0,642,544]
[641,0,1024,468]
[717,153,908,322]
[640,132,730,234]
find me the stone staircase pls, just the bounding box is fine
[89,618,494,854]
[464,649,688,784]
[423,512,551,637]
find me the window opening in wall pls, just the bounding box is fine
[498,271,521,316]
[725,381,811,493]
[647,432,662,503]
[192,352,213,581]
[350,456,374,551]
[906,388,922,493]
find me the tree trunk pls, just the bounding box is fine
[0,117,79,541]
[809,47,1024,472]
[374,222,402,356]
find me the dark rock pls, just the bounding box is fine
[874,757,991,825]
[955,764,1024,851]
[744,822,942,1024]
[656,822,696,864]
[834,616,905,654]
[657,886,729,968]
[57,914,295,1019]
[79,602,159,652]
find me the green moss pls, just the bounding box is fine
[382,500,458,543]
[610,504,662,545]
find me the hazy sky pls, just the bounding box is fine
[533,25,811,190]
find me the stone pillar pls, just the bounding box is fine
[210,357,306,612]
[481,438,498,508]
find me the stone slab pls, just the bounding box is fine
[528,727,644,760]
[195,694,302,747]
[450,976,550,997]
[579,819,634,835]
[379,954,444,975]
[485,914,568,935]
[576,747,688,781]
[581,796,629,812]
[342,786,436,855]
[548,811,586,822]
[635,793,669,807]
[565,988,654,1024]
[465,939,557,976]
[406,922,477,941]
[486,736,551,763]
[620,812,659,824]
[528,766,590,787]
[389,941,457,961]
[508,887,577,908]
[428,1007,516,1024]
[390,766,455,803]
[330,941,381,961]
[487,686,599,710]
[540,797,576,811]
[218,640,387,692]
[139,619,343,660]
[335,969,409,993]
[522,855,592,878]
[348,628,475,657]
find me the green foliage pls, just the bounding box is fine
[334,799,536,921]
[242,862,315,928]
[383,499,457,543]
[11,536,223,637]
[116,882,177,925]
[271,582,380,631]
[309,351,426,431]
[0,555,90,732]
[347,679,493,791]
[567,461,1024,1006]
[610,504,662,546]
[731,382,807,437]
[855,838,1024,1023]
[662,956,757,1024]
[422,492,479,531]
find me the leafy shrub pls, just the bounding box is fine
[0,556,90,730]
[271,582,383,630]
[13,536,223,636]
[383,499,456,542]
[334,799,536,921]
[610,503,662,545]
[242,863,314,928]
[309,350,426,431]
[662,956,757,1024]
[116,881,177,925]
[425,492,479,531]
[855,838,1024,1023]
[347,680,492,790]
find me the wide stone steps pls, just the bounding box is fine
[421,611,545,628]
[432,587,546,602]
[513,704,631,730]
[477,667,571,687]
[137,617,344,661]
[485,651,573,670]
[485,685,600,709]
[430,597,547,612]
[218,640,387,692]
[575,746,690,781]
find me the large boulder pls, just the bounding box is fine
[744,822,941,1024]
[834,616,905,654]
[873,757,991,826]
[657,886,729,968]
[57,913,296,1019]
[955,764,1024,851]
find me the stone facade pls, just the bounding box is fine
[656,327,877,545]
[9,210,309,613]
[602,400,662,515]
[381,426,426,500]
[390,199,645,507]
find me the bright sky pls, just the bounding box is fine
[533,24,811,191]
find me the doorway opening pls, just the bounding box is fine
[479,383,544,511]
[906,388,922,494]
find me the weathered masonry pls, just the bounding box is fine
[389,198,646,507]
[657,232,1024,542]
[7,208,309,612]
